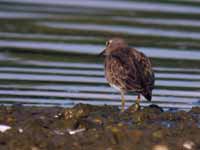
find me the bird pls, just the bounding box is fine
[99,38,155,112]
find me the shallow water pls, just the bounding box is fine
[1,40,200,59]
[113,17,200,27]
[4,0,200,14]
[0,0,199,110]
[40,22,200,40]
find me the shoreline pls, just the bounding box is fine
[0,104,199,150]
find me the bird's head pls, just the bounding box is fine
[99,38,128,56]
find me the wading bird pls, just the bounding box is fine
[100,38,154,112]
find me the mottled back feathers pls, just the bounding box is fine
[105,47,154,101]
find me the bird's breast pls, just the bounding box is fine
[109,83,121,92]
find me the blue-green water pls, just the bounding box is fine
[0,0,200,110]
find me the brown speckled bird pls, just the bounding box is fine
[100,38,155,112]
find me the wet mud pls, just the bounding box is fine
[0,104,199,150]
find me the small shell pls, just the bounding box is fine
[0,124,11,133]
[68,128,86,135]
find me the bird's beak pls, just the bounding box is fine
[99,49,106,57]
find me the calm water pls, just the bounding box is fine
[0,0,200,110]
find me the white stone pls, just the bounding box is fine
[183,141,195,150]
[0,124,11,133]
[18,128,23,133]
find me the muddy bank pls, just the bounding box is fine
[0,104,199,150]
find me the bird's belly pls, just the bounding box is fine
[109,83,121,92]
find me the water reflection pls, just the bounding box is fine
[4,0,200,14]
[0,0,199,110]
[40,22,200,40]
[1,40,200,60]
[1,67,200,80]
[114,17,200,27]
[0,11,52,19]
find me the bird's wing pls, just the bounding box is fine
[131,48,155,90]
[108,49,143,91]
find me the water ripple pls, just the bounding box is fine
[1,40,200,60]
[40,22,200,40]
[4,0,200,14]
[0,73,199,88]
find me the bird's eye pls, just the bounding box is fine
[106,41,109,46]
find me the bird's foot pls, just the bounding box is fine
[120,107,125,113]
[133,102,141,111]
[135,102,141,110]
[127,102,141,113]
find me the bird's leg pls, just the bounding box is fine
[121,91,125,112]
[136,94,140,105]
[134,94,141,111]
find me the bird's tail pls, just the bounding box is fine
[142,90,152,101]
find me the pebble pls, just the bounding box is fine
[183,141,195,150]
[18,128,23,133]
[153,144,169,150]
